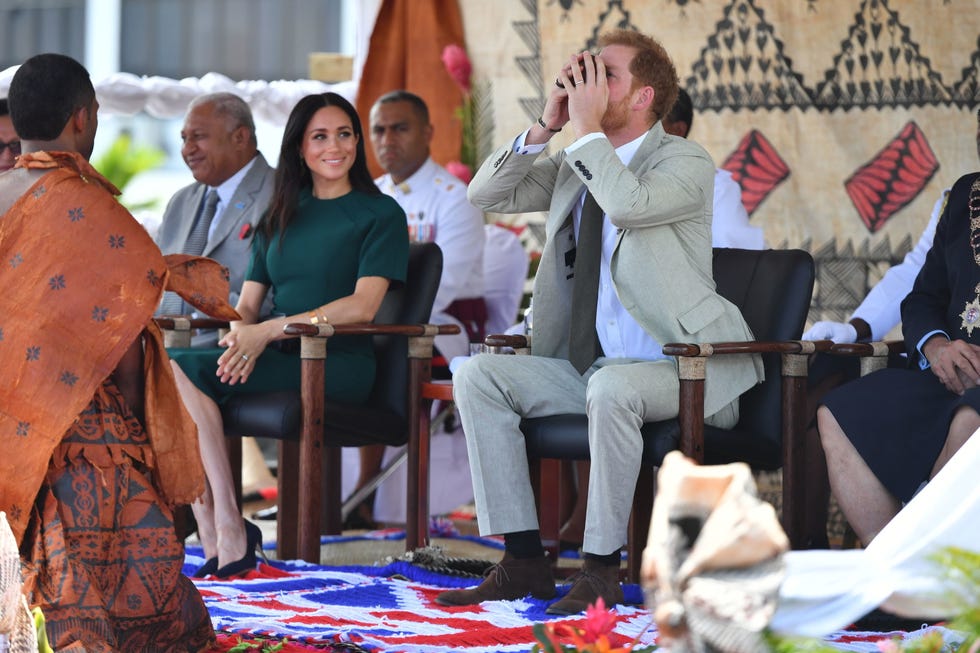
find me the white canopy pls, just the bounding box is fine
[0,67,357,125]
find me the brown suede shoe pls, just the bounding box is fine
[435,553,556,606]
[545,559,624,615]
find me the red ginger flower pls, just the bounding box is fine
[584,597,618,643]
[532,597,644,653]
[445,160,473,184]
[441,44,472,94]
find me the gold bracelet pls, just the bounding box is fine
[309,310,320,325]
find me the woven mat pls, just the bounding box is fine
[187,532,953,653]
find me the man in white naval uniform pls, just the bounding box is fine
[795,109,980,546]
[370,90,486,361]
[797,191,945,545]
[804,196,942,344]
[340,90,486,528]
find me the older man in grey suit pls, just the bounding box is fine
[436,29,763,615]
[156,92,274,342]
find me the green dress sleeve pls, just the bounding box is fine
[246,229,271,285]
[358,194,409,284]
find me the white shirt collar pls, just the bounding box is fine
[377,157,436,195]
[614,131,647,167]
[211,154,259,206]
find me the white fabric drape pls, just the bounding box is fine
[772,428,980,637]
[0,67,358,125]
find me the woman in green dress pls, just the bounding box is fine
[169,92,409,578]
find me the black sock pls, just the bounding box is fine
[584,549,620,567]
[503,530,545,559]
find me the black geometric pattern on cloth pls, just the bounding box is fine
[687,0,958,111]
[511,0,979,126]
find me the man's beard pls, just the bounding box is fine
[600,94,631,133]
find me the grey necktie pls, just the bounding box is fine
[568,192,603,374]
[158,189,219,315]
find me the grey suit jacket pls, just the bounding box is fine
[156,153,275,308]
[468,123,764,416]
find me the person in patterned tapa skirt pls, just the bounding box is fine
[0,54,228,651]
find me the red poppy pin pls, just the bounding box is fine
[239,223,253,240]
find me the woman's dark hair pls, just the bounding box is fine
[260,92,379,240]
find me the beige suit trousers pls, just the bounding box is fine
[453,353,738,556]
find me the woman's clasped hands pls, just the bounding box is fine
[216,319,279,385]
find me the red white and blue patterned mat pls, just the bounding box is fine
[185,532,954,653]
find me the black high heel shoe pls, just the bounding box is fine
[192,556,218,578]
[215,520,266,579]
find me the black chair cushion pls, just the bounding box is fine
[522,415,680,465]
[223,391,301,440]
[222,391,406,447]
[522,248,814,471]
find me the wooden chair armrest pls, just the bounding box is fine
[483,333,530,355]
[283,322,460,359]
[829,340,904,357]
[154,316,231,330]
[660,339,832,465]
[829,340,903,376]
[154,316,232,347]
[484,333,528,348]
[662,338,834,358]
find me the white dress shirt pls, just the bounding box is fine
[206,155,259,243]
[711,168,764,249]
[376,157,486,360]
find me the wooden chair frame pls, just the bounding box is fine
[486,333,832,582]
[157,316,458,563]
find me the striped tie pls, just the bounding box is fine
[158,189,219,316]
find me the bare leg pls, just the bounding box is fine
[931,406,980,477]
[170,362,245,566]
[817,405,900,545]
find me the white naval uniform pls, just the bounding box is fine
[849,190,945,341]
[356,158,486,524]
[711,168,765,250]
[376,157,486,361]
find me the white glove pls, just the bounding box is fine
[802,321,858,344]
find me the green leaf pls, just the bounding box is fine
[90,132,165,202]
[226,637,260,652]
[263,638,287,652]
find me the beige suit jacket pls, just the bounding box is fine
[468,123,764,416]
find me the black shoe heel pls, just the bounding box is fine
[215,519,264,578]
[245,519,268,563]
